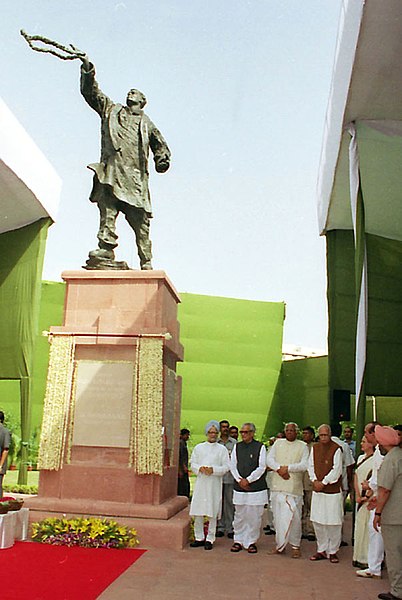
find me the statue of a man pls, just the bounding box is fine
[79,55,171,270]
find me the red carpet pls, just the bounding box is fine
[1,541,146,600]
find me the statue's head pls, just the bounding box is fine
[126,88,147,109]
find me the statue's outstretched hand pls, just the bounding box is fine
[70,45,90,70]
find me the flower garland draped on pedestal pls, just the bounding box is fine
[129,337,164,476]
[37,335,75,470]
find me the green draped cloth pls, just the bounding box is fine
[0,218,51,483]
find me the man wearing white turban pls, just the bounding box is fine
[189,420,230,550]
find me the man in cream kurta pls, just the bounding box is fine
[266,422,309,556]
[189,420,230,549]
[308,424,343,562]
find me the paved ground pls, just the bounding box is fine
[99,513,389,600]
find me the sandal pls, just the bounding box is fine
[310,552,327,561]
[247,544,258,554]
[329,554,339,563]
[230,542,242,553]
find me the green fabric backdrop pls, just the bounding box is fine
[327,229,402,396]
[0,218,52,481]
[326,229,402,425]
[177,293,285,444]
[266,356,329,436]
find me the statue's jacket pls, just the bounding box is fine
[80,64,170,216]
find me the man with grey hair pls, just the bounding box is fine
[267,422,309,557]
[308,424,343,563]
[229,423,267,553]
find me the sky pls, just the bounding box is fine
[2,1,342,350]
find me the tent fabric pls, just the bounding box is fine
[0,218,51,379]
[348,124,368,418]
[327,229,402,397]
[324,120,402,239]
[177,293,285,444]
[0,217,51,482]
[266,356,329,436]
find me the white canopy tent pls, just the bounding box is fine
[0,97,61,483]
[317,0,402,432]
[0,97,60,233]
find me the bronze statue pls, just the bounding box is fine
[21,30,171,270]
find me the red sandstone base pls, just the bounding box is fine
[26,270,190,549]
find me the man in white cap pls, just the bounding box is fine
[189,420,229,550]
[229,422,267,554]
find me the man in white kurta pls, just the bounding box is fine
[230,423,268,553]
[308,424,343,562]
[267,422,309,556]
[189,420,230,549]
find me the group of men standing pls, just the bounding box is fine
[182,417,402,600]
[184,419,352,561]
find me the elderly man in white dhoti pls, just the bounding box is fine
[266,422,309,558]
[189,420,230,550]
[308,424,343,563]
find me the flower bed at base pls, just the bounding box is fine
[31,517,140,549]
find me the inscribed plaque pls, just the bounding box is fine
[72,361,133,447]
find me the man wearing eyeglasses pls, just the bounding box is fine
[229,423,267,554]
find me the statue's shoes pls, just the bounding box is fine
[89,248,115,260]
[141,261,153,270]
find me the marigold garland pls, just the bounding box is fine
[131,338,164,475]
[37,335,75,470]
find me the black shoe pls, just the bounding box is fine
[378,593,400,600]
[301,534,308,539]
[227,532,234,539]
[265,529,275,536]
[215,531,224,538]
[307,534,316,542]
[340,540,348,547]
[190,540,205,547]
[204,541,213,550]
[263,525,270,531]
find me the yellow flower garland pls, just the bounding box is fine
[130,337,164,475]
[38,334,164,475]
[37,335,75,470]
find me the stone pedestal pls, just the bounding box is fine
[26,270,190,549]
